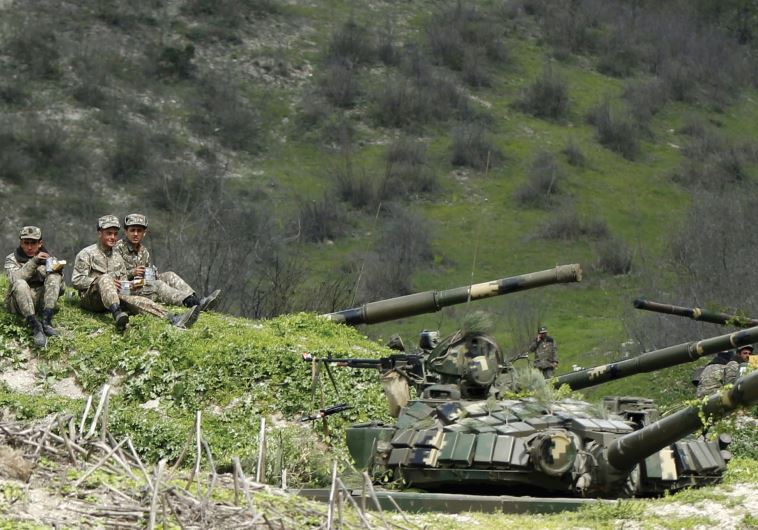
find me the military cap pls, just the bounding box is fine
[538,326,548,333]
[19,226,42,240]
[98,215,121,230]
[124,213,148,228]
[738,344,754,353]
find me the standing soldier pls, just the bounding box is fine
[114,213,220,312]
[72,215,199,331]
[529,326,558,378]
[4,226,65,347]
[696,345,752,398]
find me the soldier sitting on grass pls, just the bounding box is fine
[72,215,200,331]
[114,213,220,312]
[696,344,752,398]
[4,226,65,348]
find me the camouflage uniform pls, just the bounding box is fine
[4,247,64,316]
[696,361,741,398]
[529,335,558,378]
[114,239,193,306]
[72,241,170,319]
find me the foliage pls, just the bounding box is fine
[594,237,633,275]
[450,121,502,170]
[515,66,570,122]
[586,99,641,160]
[513,150,564,207]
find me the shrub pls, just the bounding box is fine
[332,163,379,211]
[516,66,569,122]
[587,100,641,160]
[6,22,61,80]
[73,83,109,109]
[562,139,586,167]
[318,60,360,108]
[154,44,196,80]
[450,122,501,170]
[188,75,263,153]
[108,125,153,182]
[0,83,29,107]
[622,79,668,126]
[596,31,642,78]
[297,192,348,243]
[514,150,564,207]
[370,75,428,129]
[538,207,610,241]
[327,19,375,66]
[382,137,437,198]
[594,237,633,275]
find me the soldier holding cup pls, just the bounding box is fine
[114,213,220,312]
[4,226,66,347]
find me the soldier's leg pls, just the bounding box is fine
[151,279,191,306]
[119,295,168,319]
[7,280,35,317]
[39,275,63,336]
[7,281,46,347]
[157,272,194,301]
[80,276,128,330]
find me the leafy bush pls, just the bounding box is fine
[332,162,379,211]
[0,83,29,107]
[587,99,641,160]
[538,206,610,240]
[594,237,633,275]
[514,150,564,207]
[516,66,569,122]
[108,125,153,182]
[596,31,642,78]
[450,122,501,170]
[622,79,668,126]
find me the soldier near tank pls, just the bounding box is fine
[529,325,558,378]
[114,213,220,312]
[4,226,66,347]
[695,345,752,398]
[72,215,200,331]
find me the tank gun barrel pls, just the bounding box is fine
[322,264,583,325]
[555,325,758,391]
[633,299,758,327]
[607,369,758,470]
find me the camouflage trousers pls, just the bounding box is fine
[696,362,739,398]
[5,275,64,317]
[78,275,169,319]
[138,271,193,306]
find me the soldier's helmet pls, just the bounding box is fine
[98,215,121,230]
[19,226,42,240]
[538,326,548,333]
[737,344,754,355]
[124,213,148,228]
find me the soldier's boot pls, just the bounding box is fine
[168,304,201,329]
[198,289,221,312]
[26,315,47,348]
[182,294,201,308]
[40,309,59,337]
[108,304,129,331]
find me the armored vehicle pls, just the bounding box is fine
[307,270,758,501]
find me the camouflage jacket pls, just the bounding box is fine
[114,239,152,279]
[529,336,558,369]
[4,247,50,288]
[696,361,741,398]
[72,242,127,292]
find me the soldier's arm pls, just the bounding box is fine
[5,253,43,283]
[71,251,95,291]
[528,340,538,353]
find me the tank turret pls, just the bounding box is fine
[633,299,758,327]
[554,325,758,391]
[322,264,582,325]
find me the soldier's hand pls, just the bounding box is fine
[35,251,50,263]
[114,279,122,290]
[134,266,146,278]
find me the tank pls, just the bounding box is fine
[305,272,758,503]
[633,299,758,327]
[336,326,758,499]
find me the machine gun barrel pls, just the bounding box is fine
[303,352,424,371]
[633,299,758,327]
[322,264,582,325]
[555,325,758,391]
[607,370,758,470]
